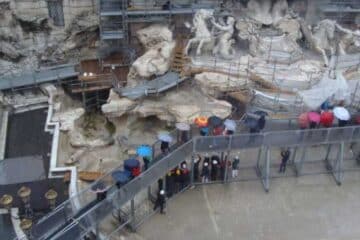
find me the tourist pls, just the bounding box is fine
[161,140,170,154]
[232,156,240,178]
[153,190,166,214]
[257,115,266,131]
[143,156,150,171]
[201,162,210,183]
[211,156,219,181]
[180,162,190,190]
[193,155,201,182]
[158,178,163,191]
[279,148,290,173]
[165,171,174,197]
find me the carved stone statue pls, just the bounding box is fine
[299,19,360,66]
[184,9,214,56]
[211,16,236,60]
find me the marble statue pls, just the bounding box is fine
[211,16,236,60]
[127,25,175,86]
[300,19,360,66]
[184,9,214,56]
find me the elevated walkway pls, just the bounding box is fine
[0,65,78,91]
[28,118,360,240]
[114,71,186,100]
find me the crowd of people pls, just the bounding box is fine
[149,106,360,214]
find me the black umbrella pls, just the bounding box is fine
[244,116,258,129]
[208,115,223,127]
[253,110,268,117]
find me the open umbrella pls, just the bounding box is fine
[224,119,236,131]
[253,110,268,116]
[112,170,131,185]
[208,115,223,127]
[124,158,140,171]
[175,122,190,131]
[136,145,152,157]
[298,112,309,129]
[158,133,173,143]
[307,111,321,123]
[244,116,258,129]
[333,107,350,121]
[194,116,208,127]
[320,111,334,127]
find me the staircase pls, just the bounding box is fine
[171,39,189,77]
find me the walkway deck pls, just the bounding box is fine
[0,65,78,90]
[116,72,184,100]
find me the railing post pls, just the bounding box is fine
[190,154,195,186]
[130,198,135,231]
[295,146,307,176]
[264,147,270,192]
[223,136,232,183]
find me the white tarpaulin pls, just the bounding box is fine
[298,70,350,109]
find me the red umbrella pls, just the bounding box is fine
[298,112,309,129]
[307,111,321,123]
[320,111,334,127]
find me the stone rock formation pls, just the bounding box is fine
[102,87,232,124]
[245,0,288,25]
[194,72,247,97]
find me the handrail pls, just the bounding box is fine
[43,123,360,239]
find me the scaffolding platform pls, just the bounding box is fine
[116,71,185,99]
[0,65,78,90]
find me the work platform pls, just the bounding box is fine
[115,72,185,100]
[0,65,78,91]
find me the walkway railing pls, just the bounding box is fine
[30,121,360,239]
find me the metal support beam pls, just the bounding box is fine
[190,154,195,186]
[130,198,135,232]
[325,144,333,171]
[294,147,307,176]
[332,142,344,185]
[256,146,270,192]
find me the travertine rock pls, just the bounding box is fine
[52,108,85,131]
[194,72,247,97]
[246,0,288,25]
[102,87,233,124]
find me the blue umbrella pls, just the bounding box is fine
[136,145,152,157]
[124,158,140,171]
[112,170,131,184]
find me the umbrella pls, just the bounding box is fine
[194,116,208,127]
[224,119,236,131]
[124,158,140,171]
[307,111,321,123]
[176,122,190,131]
[208,115,223,127]
[158,133,173,143]
[298,112,309,129]
[91,180,108,193]
[320,111,334,127]
[112,170,131,184]
[333,107,350,121]
[136,145,152,157]
[253,110,268,116]
[244,116,258,129]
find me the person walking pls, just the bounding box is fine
[211,155,220,181]
[180,162,190,190]
[193,155,201,182]
[279,148,290,173]
[161,140,170,154]
[258,115,266,131]
[232,156,240,178]
[143,156,150,171]
[165,171,174,197]
[201,162,210,183]
[153,190,166,214]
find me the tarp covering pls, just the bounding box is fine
[298,71,350,109]
[0,155,45,185]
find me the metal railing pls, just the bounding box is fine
[30,121,360,239]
